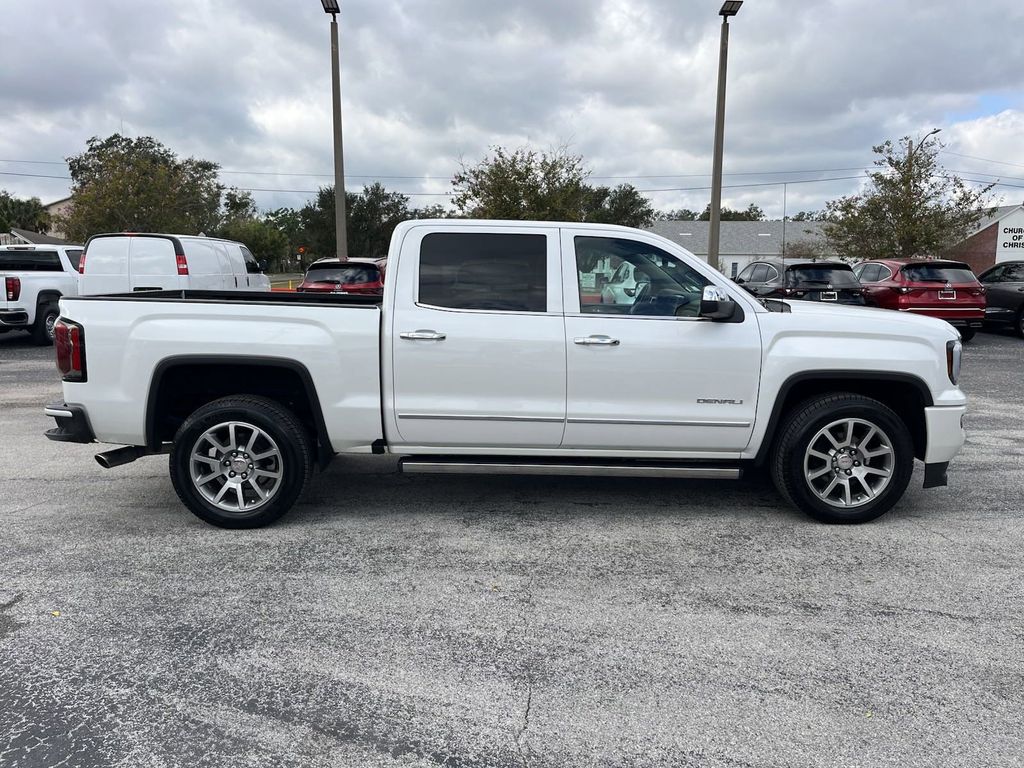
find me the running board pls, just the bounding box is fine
[399,458,742,480]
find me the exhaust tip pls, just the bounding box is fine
[95,446,143,469]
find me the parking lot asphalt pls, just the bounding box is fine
[1,329,1022,768]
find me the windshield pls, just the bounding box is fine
[901,264,976,284]
[785,265,859,287]
[304,265,379,284]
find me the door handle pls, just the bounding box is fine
[400,329,446,340]
[574,335,620,346]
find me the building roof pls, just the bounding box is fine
[9,228,78,245]
[972,203,1023,234]
[646,219,832,256]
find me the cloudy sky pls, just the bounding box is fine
[2,0,1023,219]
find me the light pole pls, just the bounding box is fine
[707,0,742,273]
[321,0,348,260]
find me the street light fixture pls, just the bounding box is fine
[321,0,348,259]
[707,0,743,272]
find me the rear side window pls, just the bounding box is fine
[418,233,547,312]
[0,250,62,271]
[856,264,880,282]
[786,265,859,286]
[83,238,129,274]
[65,249,84,270]
[130,237,177,276]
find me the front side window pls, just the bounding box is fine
[418,232,547,312]
[1004,263,1024,281]
[240,245,262,274]
[576,236,709,317]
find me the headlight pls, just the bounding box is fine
[946,339,962,385]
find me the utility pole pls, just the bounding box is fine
[322,0,349,260]
[707,1,743,272]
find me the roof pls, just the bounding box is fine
[9,228,79,246]
[645,219,832,256]
[971,203,1023,234]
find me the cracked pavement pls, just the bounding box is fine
[1,330,1023,767]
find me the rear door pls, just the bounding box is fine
[561,229,761,453]
[388,225,565,448]
[128,236,182,292]
[80,237,130,295]
[979,262,1024,323]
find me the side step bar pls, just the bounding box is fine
[400,458,741,480]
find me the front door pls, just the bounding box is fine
[561,230,761,454]
[390,226,565,448]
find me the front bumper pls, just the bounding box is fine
[44,401,96,444]
[924,404,966,468]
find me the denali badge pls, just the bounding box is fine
[698,398,745,405]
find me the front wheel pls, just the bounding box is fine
[169,396,312,528]
[770,394,915,524]
[959,327,976,343]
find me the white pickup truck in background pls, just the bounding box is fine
[1,243,83,345]
[45,220,967,528]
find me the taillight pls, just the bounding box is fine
[176,253,189,275]
[78,251,87,274]
[54,318,87,382]
[4,276,20,301]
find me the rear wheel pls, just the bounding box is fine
[770,394,914,524]
[1016,309,1024,339]
[30,303,59,346]
[169,396,312,528]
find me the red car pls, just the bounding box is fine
[853,259,986,341]
[296,257,386,295]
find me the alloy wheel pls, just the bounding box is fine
[803,418,895,508]
[188,421,283,513]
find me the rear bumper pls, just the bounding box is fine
[44,401,96,444]
[0,309,30,327]
[898,307,984,327]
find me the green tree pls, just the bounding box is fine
[656,208,699,221]
[452,146,590,220]
[698,203,766,221]
[791,210,826,222]
[219,217,290,272]
[0,191,51,233]
[349,182,411,258]
[60,134,222,241]
[824,135,996,260]
[222,188,258,225]
[583,184,655,228]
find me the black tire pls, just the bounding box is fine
[959,327,976,343]
[169,396,312,528]
[1016,309,1024,339]
[770,393,915,524]
[30,303,59,346]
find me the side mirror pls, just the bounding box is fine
[259,260,267,272]
[734,276,745,284]
[699,285,739,321]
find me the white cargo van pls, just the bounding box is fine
[78,233,271,295]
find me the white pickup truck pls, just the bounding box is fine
[1,243,83,344]
[44,220,967,528]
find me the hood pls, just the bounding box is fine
[772,299,960,341]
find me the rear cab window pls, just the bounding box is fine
[64,249,84,271]
[0,250,63,271]
[417,232,547,312]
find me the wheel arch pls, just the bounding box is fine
[755,371,933,465]
[145,355,333,468]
